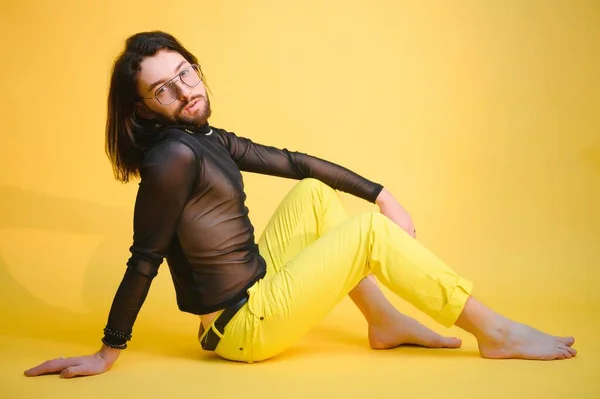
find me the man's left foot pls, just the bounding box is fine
[368,312,462,349]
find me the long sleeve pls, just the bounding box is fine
[214,128,384,203]
[102,140,198,347]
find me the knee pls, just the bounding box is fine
[296,177,328,191]
[363,211,388,224]
[294,178,337,199]
[358,211,391,232]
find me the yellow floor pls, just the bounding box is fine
[1,0,599,397]
[2,291,598,398]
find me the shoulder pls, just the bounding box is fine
[210,126,238,138]
[142,132,198,173]
[209,125,246,147]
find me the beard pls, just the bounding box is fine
[174,94,212,126]
[150,94,212,128]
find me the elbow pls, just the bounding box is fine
[126,253,162,278]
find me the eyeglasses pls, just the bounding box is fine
[141,64,204,106]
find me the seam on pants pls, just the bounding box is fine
[434,278,474,327]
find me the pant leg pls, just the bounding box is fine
[212,178,349,363]
[246,211,473,362]
[257,178,350,276]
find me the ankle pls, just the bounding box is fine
[365,308,395,328]
[455,296,506,339]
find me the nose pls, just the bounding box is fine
[174,80,193,101]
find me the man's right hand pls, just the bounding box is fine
[24,345,121,378]
[375,188,417,239]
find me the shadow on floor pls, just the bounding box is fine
[0,184,203,360]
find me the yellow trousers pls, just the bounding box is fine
[199,178,473,363]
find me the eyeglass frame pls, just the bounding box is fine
[139,64,204,106]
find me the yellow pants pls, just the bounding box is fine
[200,178,473,363]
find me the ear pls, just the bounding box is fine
[135,101,155,120]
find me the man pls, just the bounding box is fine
[24,31,576,379]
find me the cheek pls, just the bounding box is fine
[167,103,182,114]
[154,102,180,115]
[197,83,208,97]
[143,102,177,120]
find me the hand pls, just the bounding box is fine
[375,188,416,238]
[24,345,120,379]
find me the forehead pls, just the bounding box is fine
[137,49,188,88]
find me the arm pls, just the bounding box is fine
[215,129,416,237]
[375,187,416,238]
[24,140,198,378]
[214,129,383,203]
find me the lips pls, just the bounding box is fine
[184,98,200,112]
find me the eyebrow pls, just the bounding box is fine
[147,60,188,92]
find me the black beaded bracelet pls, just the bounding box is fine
[103,327,132,341]
[101,337,128,350]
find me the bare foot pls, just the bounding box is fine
[368,313,462,350]
[477,321,577,360]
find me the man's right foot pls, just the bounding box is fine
[368,312,462,350]
[477,320,577,360]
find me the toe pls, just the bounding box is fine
[556,336,575,347]
[557,343,574,359]
[556,348,569,359]
[565,346,577,356]
[442,337,463,348]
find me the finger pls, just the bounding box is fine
[60,365,100,379]
[24,357,77,377]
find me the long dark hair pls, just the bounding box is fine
[105,31,200,183]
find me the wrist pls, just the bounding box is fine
[375,187,393,206]
[98,344,122,366]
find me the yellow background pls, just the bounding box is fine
[1,0,598,397]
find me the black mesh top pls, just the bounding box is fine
[102,123,384,347]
